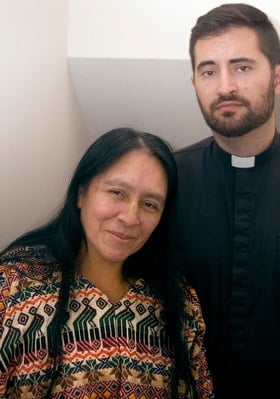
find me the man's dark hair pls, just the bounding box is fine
[189,3,280,70]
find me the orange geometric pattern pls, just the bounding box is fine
[0,246,214,398]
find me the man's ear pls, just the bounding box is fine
[274,64,280,95]
[191,76,195,87]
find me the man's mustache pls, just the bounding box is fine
[211,95,250,109]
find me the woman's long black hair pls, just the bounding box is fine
[0,127,196,398]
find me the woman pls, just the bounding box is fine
[0,128,213,399]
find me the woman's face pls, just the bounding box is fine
[77,149,168,269]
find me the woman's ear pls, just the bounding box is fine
[77,187,84,209]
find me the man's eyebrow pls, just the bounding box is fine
[228,57,256,65]
[196,57,256,71]
[196,60,216,71]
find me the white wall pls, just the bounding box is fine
[68,0,280,59]
[0,0,89,249]
[2,0,280,249]
[68,0,280,149]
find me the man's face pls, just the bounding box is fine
[192,27,277,138]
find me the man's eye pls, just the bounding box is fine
[202,70,215,77]
[237,65,250,72]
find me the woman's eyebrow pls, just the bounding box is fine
[104,179,166,205]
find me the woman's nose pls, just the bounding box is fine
[117,202,140,226]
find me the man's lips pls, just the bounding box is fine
[216,101,242,112]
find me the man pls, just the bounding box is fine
[172,3,280,398]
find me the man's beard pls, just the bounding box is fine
[197,77,275,138]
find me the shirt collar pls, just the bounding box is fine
[212,132,280,168]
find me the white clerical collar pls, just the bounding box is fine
[231,154,255,168]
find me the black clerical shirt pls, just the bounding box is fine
[173,132,280,399]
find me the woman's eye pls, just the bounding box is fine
[109,189,124,197]
[143,201,159,211]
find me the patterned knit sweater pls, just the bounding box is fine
[0,246,214,399]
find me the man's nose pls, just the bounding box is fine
[217,70,238,96]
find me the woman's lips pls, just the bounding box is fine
[107,230,136,241]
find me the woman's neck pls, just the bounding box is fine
[77,247,133,304]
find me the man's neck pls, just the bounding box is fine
[213,118,276,157]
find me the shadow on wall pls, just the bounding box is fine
[69,58,211,150]
[69,57,280,149]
